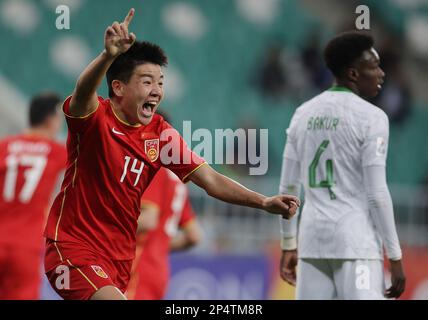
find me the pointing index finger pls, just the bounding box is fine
[123,8,135,27]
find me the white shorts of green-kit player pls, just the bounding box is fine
[296,258,386,300]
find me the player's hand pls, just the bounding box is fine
[385,259,406,299]
[104,8,136,58]
[262,195,300,219]
[280,250,297,286]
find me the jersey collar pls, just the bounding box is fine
[328,85,353,93]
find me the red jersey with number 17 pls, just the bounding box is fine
[0,135,66,250]
[43,96,205,260]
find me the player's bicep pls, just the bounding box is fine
[362,136,389,167]
[69,91,99,118]
[362,114,389,167]
[62,95,102,133]
[186,163,215,190]
[280,130,301,194]
[283,136,298,161]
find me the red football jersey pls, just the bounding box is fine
[44,96,205,260]
[0,134,66,250]
[128,167,195,299]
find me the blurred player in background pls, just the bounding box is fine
[126,165,202,300]
[43,8,299,300]
[0,92,66,299]
[278,31,405,299]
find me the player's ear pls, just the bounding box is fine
[347,67,359,82]
[112,80,124,97]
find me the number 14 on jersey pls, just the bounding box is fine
[120,156,144,186]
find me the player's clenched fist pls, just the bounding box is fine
[104,8,136,58]
[262,195,300,219]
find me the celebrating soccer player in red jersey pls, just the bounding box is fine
[0,92,66,299]
[126,167,202,300]
[43,8,300,300]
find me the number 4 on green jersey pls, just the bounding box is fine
[309,140,336,200]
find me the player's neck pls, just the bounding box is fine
[25,127,53,140]
[110,98,141,127]
[333,80,359,96]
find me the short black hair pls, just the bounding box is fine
[324,31,374,78]
[106,41,168,97]
[29,92,61,127]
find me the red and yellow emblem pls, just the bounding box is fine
[144,139,159,162]
[91,265,109,279]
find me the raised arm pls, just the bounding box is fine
[69,8,136,117]
[187,164,300,219]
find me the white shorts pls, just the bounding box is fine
[296,258,386,300]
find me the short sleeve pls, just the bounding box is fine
[158,121,206,182]
[62,96,101,133]
[362,112,389,167]
[178,196,196,228]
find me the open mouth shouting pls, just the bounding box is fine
[139,101,158,121]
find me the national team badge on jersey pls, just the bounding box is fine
[376,137,386,156]
[91,265,109,279]
[145,139,159,162]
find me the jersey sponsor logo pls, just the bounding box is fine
[112,127,125,136]
[376,137,386,156]
[145,139,159,162]
[91,265,109,279]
